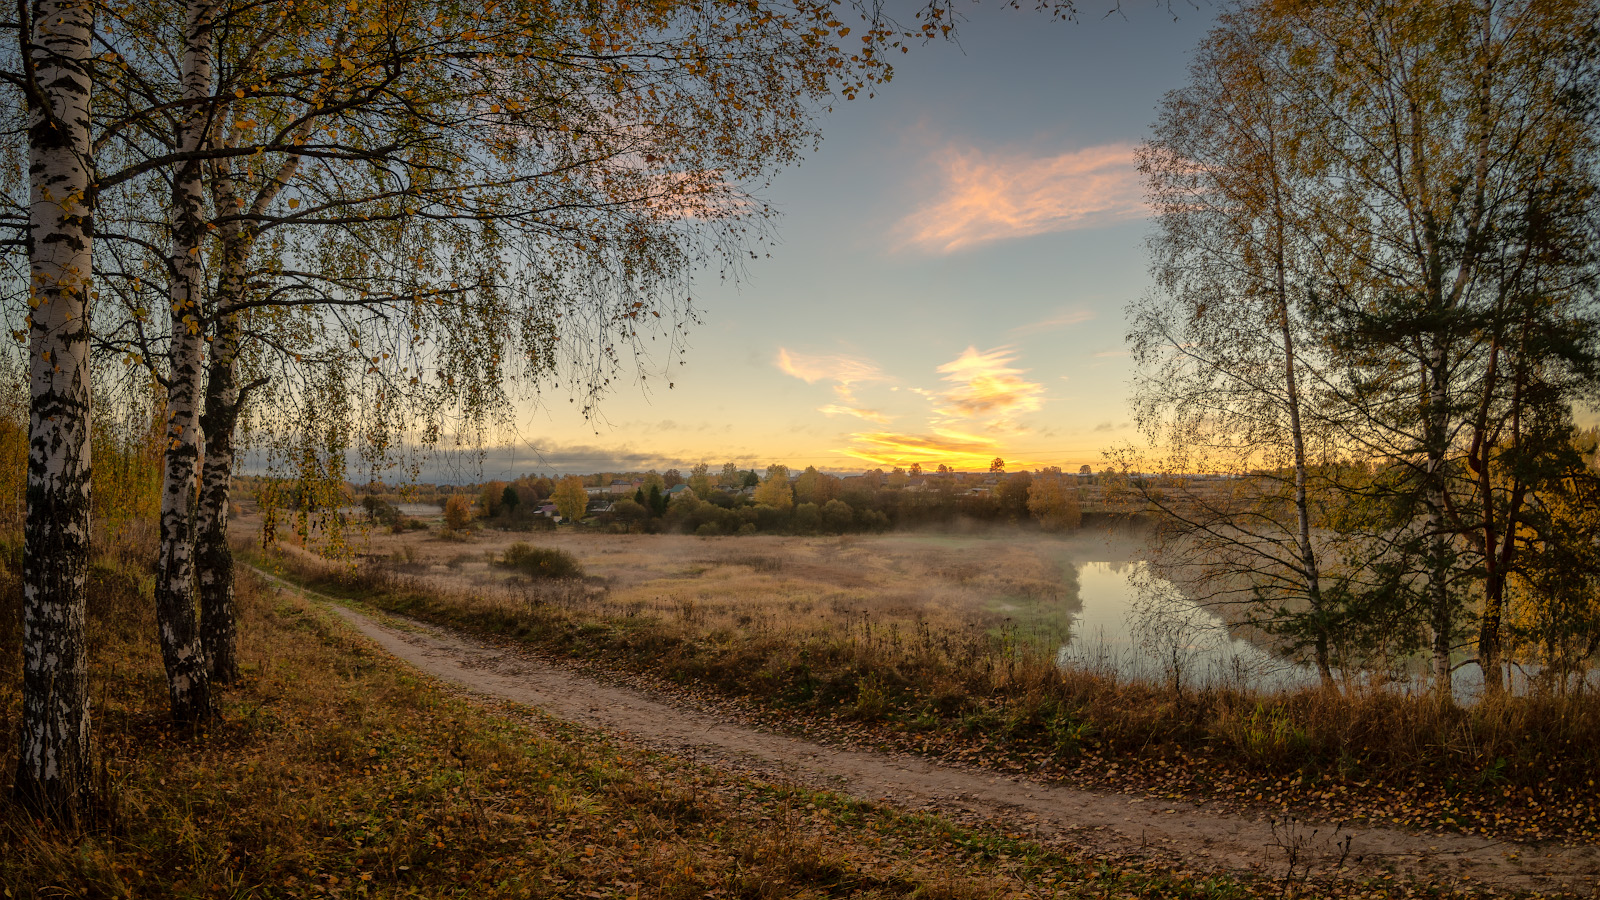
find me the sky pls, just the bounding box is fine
[475,2,1222,481]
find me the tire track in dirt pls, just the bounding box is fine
[258,571,1599,895]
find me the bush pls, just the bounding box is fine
[821,499,854,533]
[792,502,820,535]
[497,542,585,579]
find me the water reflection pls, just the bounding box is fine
[1055,560,1319,690]
[1048,539,1595,700]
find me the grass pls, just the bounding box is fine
[1,526,1441,900]
[254,529,1600,845]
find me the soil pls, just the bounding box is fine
[256,569,1600,895]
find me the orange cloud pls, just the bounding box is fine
[935,346,1045,420]
[836,428,1051,471]
[904,143,1145,253]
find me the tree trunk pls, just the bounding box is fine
[196,329,240,683]
[153,0,218,725]
[194,130,300,683]
[1477,570,1506,695]
[1428,524,1453,697]
[1273,223,1331,689]
[197,276,244,683]
[1426,349,1455,700]
[155,294,211,723]
[15,0,97,824]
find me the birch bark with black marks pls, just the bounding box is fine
[195,274,242,684]
[153,0,218,725]
[15,0,96,823]
[1131,12,1341,687]
[195,145,298,683]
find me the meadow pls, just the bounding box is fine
[4,523,1321,899]
[259,518,1600,846]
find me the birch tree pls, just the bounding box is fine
[150,0,220,723]
[10,0,96,821]
[1128,5,1347,686]
[84,0,916,703]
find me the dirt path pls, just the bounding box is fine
[260,572,1599,894]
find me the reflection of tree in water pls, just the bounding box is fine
[1054,555,1318,691]
[1130,565,1211,694]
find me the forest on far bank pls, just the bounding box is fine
[241,459,1110,541]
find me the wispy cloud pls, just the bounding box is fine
[903,143,1145,253]
[935,346,1045,420]
[776,348,888,403]
[819,404,892,423]
[1013,307,1094,334]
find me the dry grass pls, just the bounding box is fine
[0,520,1582,897]
[335,524,1083,650]
[260,525,1600,843]
[1,526,1317,899]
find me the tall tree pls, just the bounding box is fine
[12,0,96,821]
[1129,4,1345,686]
[552,475,588,522]
[150,0,221,726]
[752,463,792,510]
[1291,0,1600,694]
[1126,0,1600,696]
[85,0,913,705]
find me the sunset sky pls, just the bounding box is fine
[480,3,1220,480]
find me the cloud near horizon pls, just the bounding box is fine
[832,347,1048,468]
[838,430,1002,469]
[903,142,1146,253]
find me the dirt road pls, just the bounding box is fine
[259,572,1599,894]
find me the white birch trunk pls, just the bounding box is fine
[16,0,96,822]
[196,232,245,683]
[154,0,218,724]
[195,146,297,683]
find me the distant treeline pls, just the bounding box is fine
[291,462,1117,537]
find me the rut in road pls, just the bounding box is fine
[257,571,1599,895]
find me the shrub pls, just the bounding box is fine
[498,542,584,579]
[820,499,854,533]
